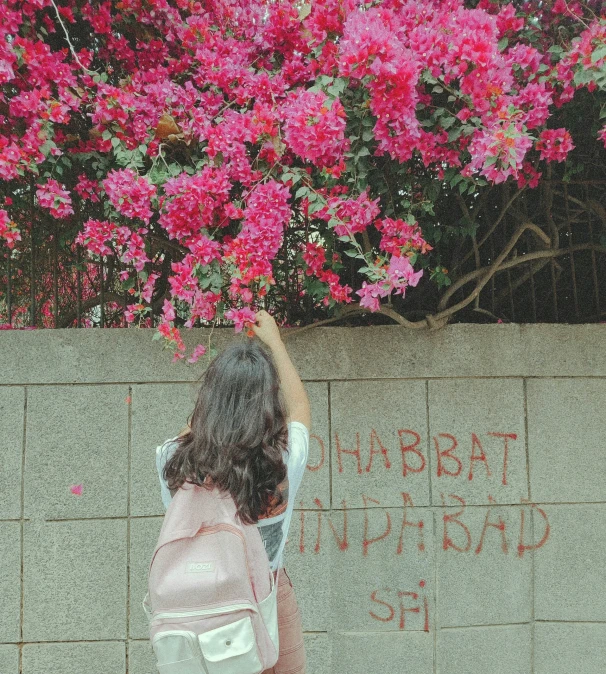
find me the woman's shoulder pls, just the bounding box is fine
[287,420,310,436]
[287,420,309,445]
[286,421,309,467]
[156,435,180,463]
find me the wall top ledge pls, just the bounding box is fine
[1,323,604,385]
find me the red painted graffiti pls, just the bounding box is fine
[296,492,550,558]
[320,429,519,484]
[369,581,430,631]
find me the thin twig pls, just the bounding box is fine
[49,0,99,75]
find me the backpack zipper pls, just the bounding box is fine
[148,522,251,582]
[152,600,258,623]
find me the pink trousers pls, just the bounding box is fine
[262,567,306,674]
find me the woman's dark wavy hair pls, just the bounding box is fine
[162,339,289,524]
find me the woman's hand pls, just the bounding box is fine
[252,310,283,350]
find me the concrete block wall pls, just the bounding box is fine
[1,324,605,673]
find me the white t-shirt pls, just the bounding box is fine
[155,421,309,572]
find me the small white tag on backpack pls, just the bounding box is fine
[186,561,216,573]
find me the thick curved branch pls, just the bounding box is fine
[451,187,526,274]
[437,222,551,312]
[58,292,125,328]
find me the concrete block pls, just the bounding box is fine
[535,622,606,674]
[0,645,19,674]
[328,507,434,632]
[283,512,331,632]
[437,624,531,674]
[129,517,163,640]
[0,326,233,384]
[0,387,24,519]
[22,642,125,674]
[0,522,20,643]
[332,631,433,674]
[303,633,331,674]
[130,383,198,516]
[428,379,527,506]
[279,324,606,380]
[3,325,606,384]
[527,378,606,503]
[534,504,606,621]
[436,505,532,627]
[23,519,127,641]
[127,640,156,674]
[286,504,433,633]
[331,380,430,508]
[24,386,128,520]
[295,382,330,508]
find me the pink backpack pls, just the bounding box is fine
[142,481,279,674]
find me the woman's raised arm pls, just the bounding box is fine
[252,310,311,430]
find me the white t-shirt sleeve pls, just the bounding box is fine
[275,421,309,567]
[156,437,179,511]
[285,421,310,503]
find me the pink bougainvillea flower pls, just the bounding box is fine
[387,254,423,292]
[224,307,257,332]
[102,168,156,223]
[327,190,381,236]
[74,174,100,203]
[356,281,385,312]
[0,209,21,249]
[70,484,83,496]
[187,344,207,364]
[535,129,575,163]
[36,179,74,218]
[282,89,349,168]
[162,298,177,322]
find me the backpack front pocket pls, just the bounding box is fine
[197,616,263,674]
[151,630,206,674]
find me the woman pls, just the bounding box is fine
[155,309,310,674]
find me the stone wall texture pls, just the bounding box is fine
[0,324,604,674]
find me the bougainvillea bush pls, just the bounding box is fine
[0,0,605,361]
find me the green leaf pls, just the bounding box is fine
[308,201,325,214]
[121,276,136,291]
[356,146,370,157]
[295,186,309,199]
[498,37,508,52]
[111,137,121,148]
[343,249,358,257]
[591,46,606,63]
